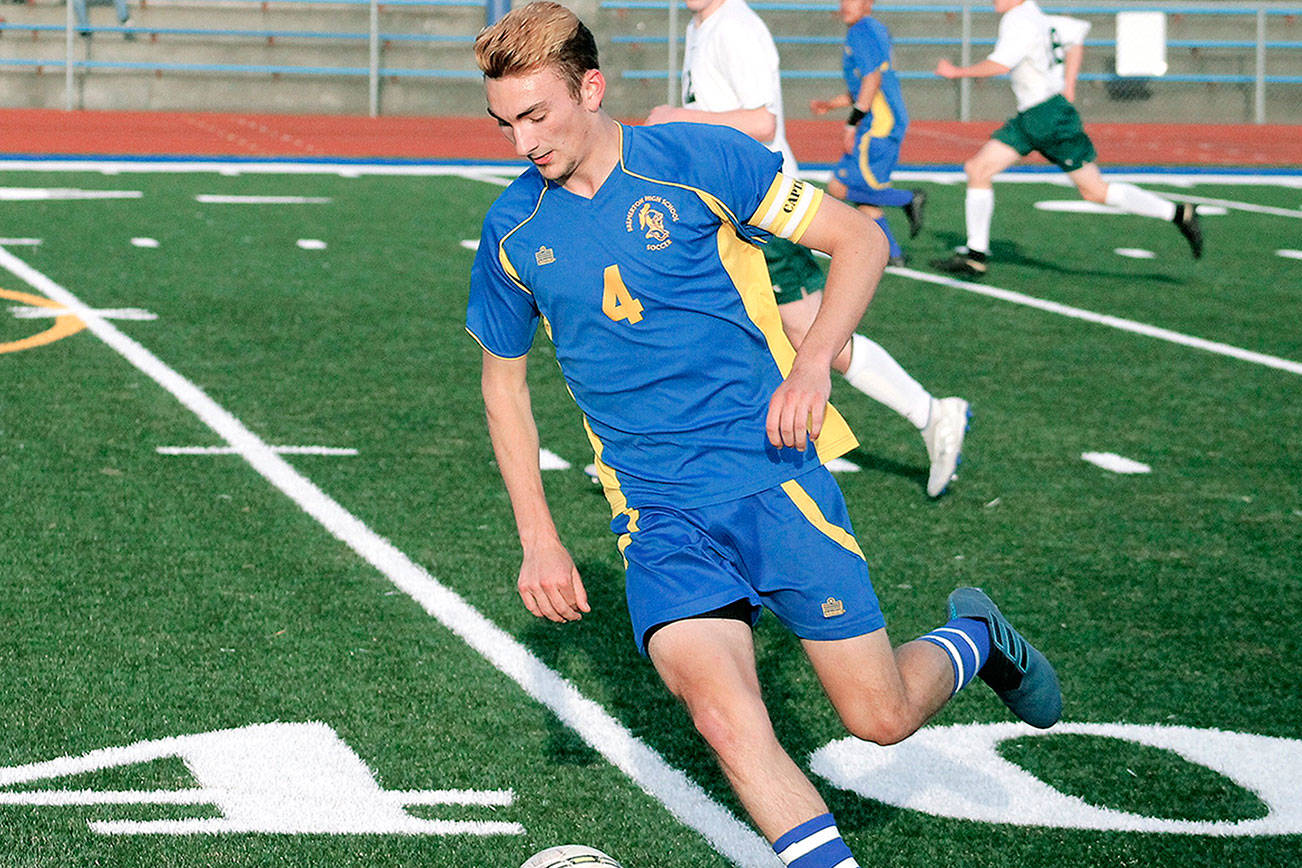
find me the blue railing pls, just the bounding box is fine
[5,0,1299,120]
[605,0,1302,122]
[1,0,488,114]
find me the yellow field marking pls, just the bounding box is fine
[0,287,85,354]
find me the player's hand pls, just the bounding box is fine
[935,59,960,79]
[841,123,856,155]
[518,542,590,623]
[766,361,831,451]
[646,104,681,125]
[810,98,834,116]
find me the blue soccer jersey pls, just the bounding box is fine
[466,122,857,517]
[843,17,909,141]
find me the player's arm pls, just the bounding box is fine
[1061,42,1084,102]
[765,195,888,450]
[646,104,776,144]
[810,92,852,115]
[481,350,589,622]
[839,68,883,153]
[935,57,1010,79]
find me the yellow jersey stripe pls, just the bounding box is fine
[706,200,859,464]
[780,479,866,560]
[581,416,640,530]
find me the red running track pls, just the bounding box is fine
[1,108,1299,166]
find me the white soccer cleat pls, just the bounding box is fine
[921,396,971,498]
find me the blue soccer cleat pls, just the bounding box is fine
[948,587,1062,728]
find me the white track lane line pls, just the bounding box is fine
[887,266,1302,377]
[0,245,776,868]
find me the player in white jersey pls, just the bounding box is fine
[930,0,1203,277]
[648,0,970,498]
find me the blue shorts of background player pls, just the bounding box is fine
[833,132,911,207]
[832,130,917,261]
[615,466,886,655]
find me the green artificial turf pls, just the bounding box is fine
[0,166,1298,867]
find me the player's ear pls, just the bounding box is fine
[579,68,606,111]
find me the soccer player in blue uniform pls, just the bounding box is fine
[810,0,925,265]
[467,5,1062,866]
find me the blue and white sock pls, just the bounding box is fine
[920,617,991,695]
[773,813,860,868]
[873,217,903,260]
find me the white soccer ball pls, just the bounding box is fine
[519,844,626,868]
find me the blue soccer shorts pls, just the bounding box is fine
[833,131,903,203]
[613,466,885,655]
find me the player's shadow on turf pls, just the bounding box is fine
[842,447,929,493]
[932,232,1184,284]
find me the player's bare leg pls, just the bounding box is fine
[931,138,1020,276]
[803,629,954,744]
[648,618,829,842]
[778,291,852,373]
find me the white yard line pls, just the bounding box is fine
[0,158,1297,187]
[1165,193,1302,219]
[888,266,1302,377]
[0,245,775,868]
[157,445,359,456]
[195,195,332,204]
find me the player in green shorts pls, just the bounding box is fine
[930,0,1202,277]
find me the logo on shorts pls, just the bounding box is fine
[625,195,679,251]
[821,597,846,618]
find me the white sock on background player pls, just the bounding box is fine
[964,187,995,254]
[842,333,932,429]
[1104,182,1178,221]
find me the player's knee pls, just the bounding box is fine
[1079,183,1107,204]
[685,697,762,760]
[836,702,915,746]
[962,158,988,185]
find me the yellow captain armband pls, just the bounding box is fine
[748,174,824,244]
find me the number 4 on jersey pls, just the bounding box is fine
[602,265,644,325]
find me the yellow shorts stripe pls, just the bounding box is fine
[780,478,865,560]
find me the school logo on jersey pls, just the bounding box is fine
[625,195,679,251]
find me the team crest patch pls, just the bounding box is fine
[821,597,846,618]
[535,245,556,265]
[625,195,679,251]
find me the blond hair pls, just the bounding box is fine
[474,2,599,98]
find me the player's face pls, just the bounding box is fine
[839,0,873,26]
[485,66,603,186]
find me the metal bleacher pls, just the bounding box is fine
[0,0,1298,122]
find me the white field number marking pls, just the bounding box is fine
[0,722,520,836]
[811,722,1302,835]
